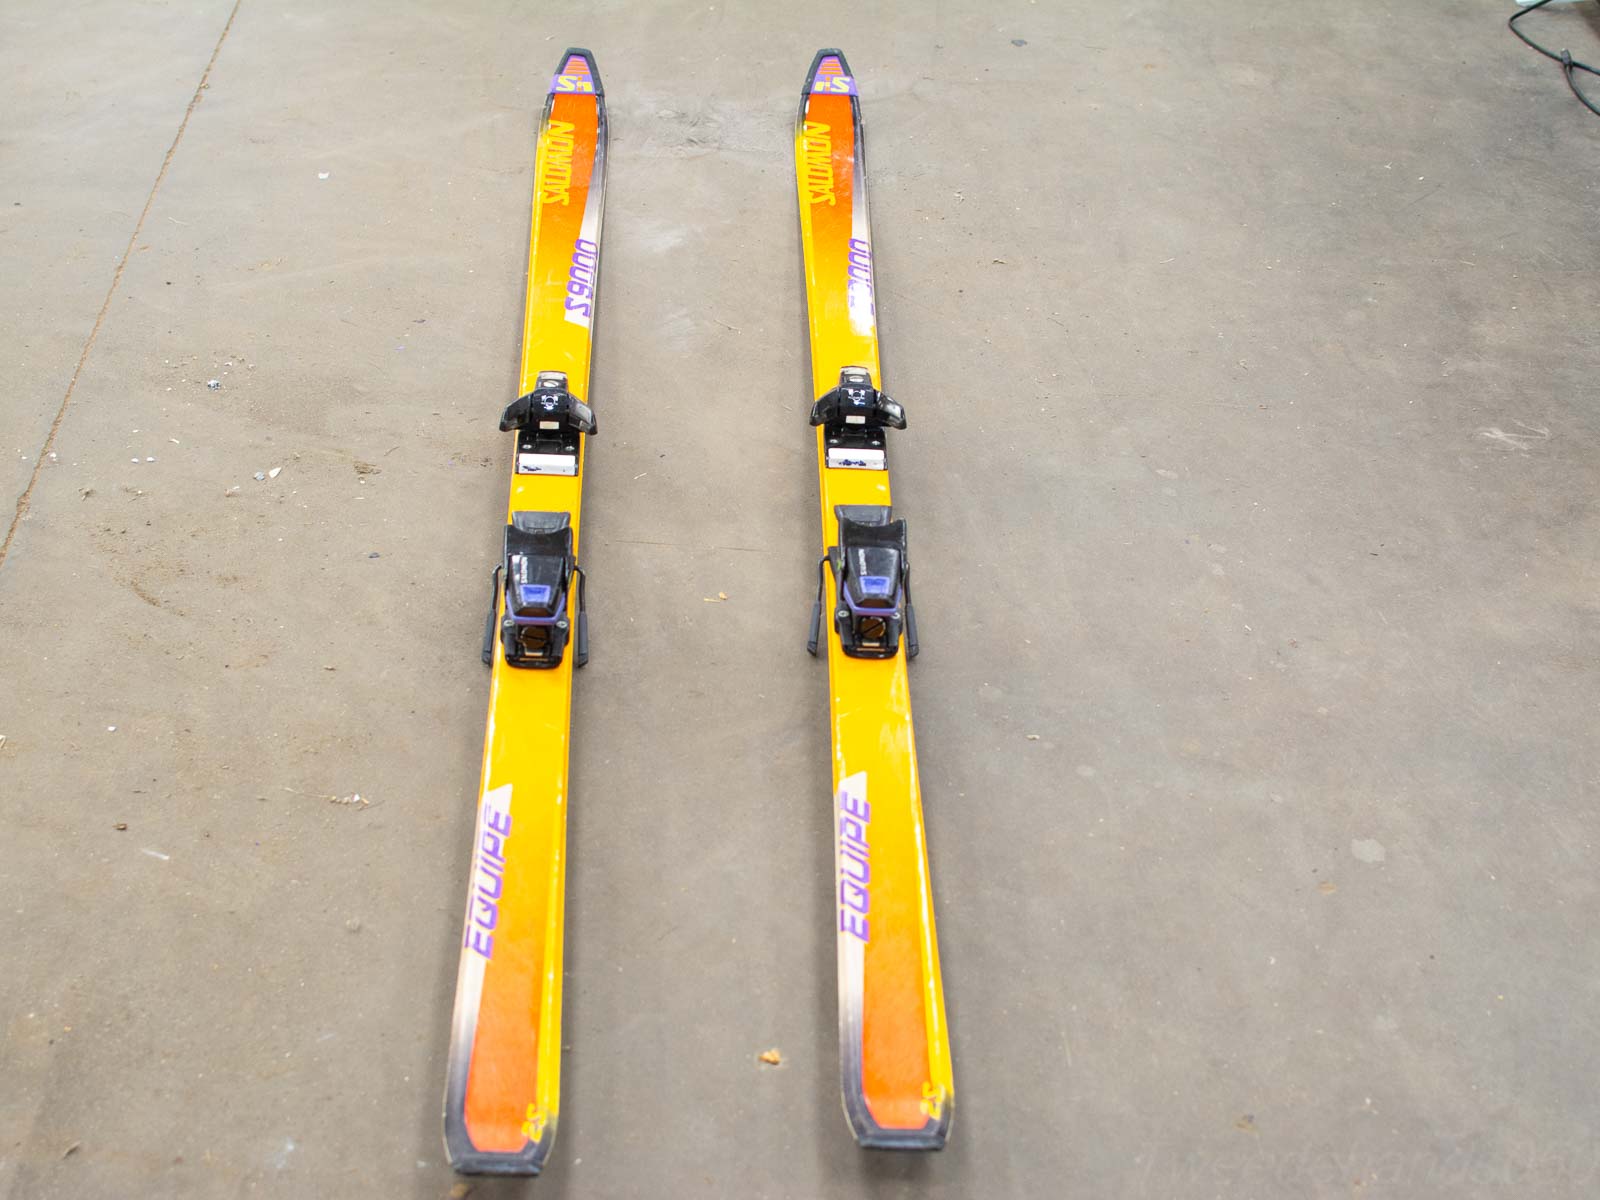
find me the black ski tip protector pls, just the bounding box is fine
[555,47,604,97]
[802,47,855,96]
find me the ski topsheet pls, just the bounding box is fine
[444,47,606,1176]
[795,50,954,1149]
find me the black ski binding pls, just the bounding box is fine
[501,370,597,477]
[482,511,588,670]
[807,505,919,661]
[810,367,904,471]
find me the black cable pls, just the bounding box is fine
[1509,0,1600,116]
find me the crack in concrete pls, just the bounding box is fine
[0,0,245,573]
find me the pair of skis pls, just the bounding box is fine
[443,48,952,1175]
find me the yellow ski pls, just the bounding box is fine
[796,49,954,1149]
[443,47,605,1176]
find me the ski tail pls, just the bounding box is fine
[796,51,955,1151]
[443,46,606,1177]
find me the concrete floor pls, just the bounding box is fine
[3,1,1599,1197]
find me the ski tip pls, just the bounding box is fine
[551,47,604,98]
[802,48,858,98]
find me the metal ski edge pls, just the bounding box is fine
[443,45,605,1177]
